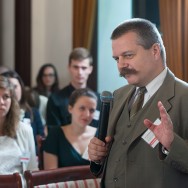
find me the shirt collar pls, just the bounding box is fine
[146,67,167,98]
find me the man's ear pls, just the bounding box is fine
[152,43,161,58]
[89,65,93,74]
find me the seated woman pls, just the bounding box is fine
[1,70,45,154]
[0,76,38,174]
[25,87,48,127]
[33,63,59,98]
[43,88,98,169]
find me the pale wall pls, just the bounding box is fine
[32,0,72,88]
[98,0,132,93]
[1,0,15,69]
[1,0,132,92]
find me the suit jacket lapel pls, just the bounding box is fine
[107,85,135,136]
[129,69,176,145]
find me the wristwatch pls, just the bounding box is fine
[93,160,102,165]
[162,146,169,155]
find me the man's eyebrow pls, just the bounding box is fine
[112,51,130,58]
[72,65,88,68]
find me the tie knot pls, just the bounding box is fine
[138,86,146,95]
[129,86,146,120]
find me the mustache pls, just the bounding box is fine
[119,67,137,77]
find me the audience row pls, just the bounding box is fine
[0,47,101,186]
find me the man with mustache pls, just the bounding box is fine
[88,18,188,188]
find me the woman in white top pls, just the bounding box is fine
[0,76,38,177]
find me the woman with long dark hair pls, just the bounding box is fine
[34,63,59,97]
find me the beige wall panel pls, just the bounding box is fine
[32,0,72,88]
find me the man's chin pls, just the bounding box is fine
[124,74,132,80]
[77,81,85,86]
[125,76,137,85]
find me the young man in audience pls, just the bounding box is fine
[46,47,101,130]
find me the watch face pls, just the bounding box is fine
[162,146,169,155]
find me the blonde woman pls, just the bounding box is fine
[0,76,38,180]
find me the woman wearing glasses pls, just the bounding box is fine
[34,63,59,98]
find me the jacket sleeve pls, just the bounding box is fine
[160,134,188,174]
[46,94,62,127]
[90,161,104,177]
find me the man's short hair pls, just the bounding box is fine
[111,18,166,64]
[68,47,93,66]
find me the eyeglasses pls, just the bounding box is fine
[42,74,55,78]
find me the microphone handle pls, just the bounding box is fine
[97,102,110,142]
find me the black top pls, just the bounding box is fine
[43,127,90,167]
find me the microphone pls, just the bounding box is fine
[97,91,113,142]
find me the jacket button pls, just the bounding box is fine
[113,177,118,182]
[127,124,131,128]
[122,140,127,145]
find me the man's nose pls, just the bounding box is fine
[77,68,83,74]
[118,57,129,67]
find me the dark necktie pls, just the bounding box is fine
[130,87,146,120]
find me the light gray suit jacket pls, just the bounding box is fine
[91,69,188,188]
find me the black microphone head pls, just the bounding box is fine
[100,91,113,103]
